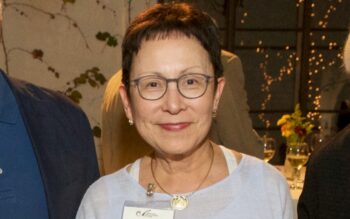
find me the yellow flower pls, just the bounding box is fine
[277,114,291,126]
[277,103,314,144]
[281,123,293,137]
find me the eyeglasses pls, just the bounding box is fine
[130,73,214,100]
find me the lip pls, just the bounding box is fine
[159,122,190,131]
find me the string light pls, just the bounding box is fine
[238,0,345,132]
[240,10,248,24]
[306,0,344,125]
[256,39,298,129]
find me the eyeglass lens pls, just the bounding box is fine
[135,73,211,100]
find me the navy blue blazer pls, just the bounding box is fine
[1,71,100,219]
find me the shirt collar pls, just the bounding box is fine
[0,71,18,124]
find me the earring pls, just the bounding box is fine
[128,119,134,126]
[212,111,217,118]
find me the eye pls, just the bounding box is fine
[180,74,204,87]
[147,81,160,88]
[140,77,164,90]
[185,78,197,85]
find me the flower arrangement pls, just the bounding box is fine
[277,104,314,145]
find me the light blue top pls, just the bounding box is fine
[0,72,49,219]
[76,146,294,219]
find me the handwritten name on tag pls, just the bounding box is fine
[122,206,174,219]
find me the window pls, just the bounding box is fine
[160,0,349,156]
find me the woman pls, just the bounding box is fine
[100,49,262,175]
[77,3,293,219]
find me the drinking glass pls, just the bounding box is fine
[307,132,324,155]
[263,136,276,163]
[286,142,309,189]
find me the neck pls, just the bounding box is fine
[150,141,215,194]
[153,140,213,174]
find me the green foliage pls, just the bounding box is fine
[48,66,60,78]
[32,49,44,60]
[92,126,101,138]
[67,90,82,103]
[3,1,115,140]
[96,31,118,47]
[63,0,76,4]
[31,49,60,78]
[65,67,107,104]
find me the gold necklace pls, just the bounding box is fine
[150,142,214,210]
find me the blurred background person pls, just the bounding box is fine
[297,32,350,219]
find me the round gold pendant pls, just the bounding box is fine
[170,195,188,210]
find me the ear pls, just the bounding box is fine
[213,77,225,112]
[119,84,134,122]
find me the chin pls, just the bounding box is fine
[153,140,203,157]
[158,144,191,155]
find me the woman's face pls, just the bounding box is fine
[120,36,225,157]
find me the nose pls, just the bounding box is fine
[161,82,186,114]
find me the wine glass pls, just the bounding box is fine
[263,136,276,163]
[286,142,309,189]
[307,132,324,155]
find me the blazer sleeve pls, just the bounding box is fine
[9,76,100,219]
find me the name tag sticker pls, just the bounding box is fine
[122,206,174,219]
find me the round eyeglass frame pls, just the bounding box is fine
[130,73,215,100]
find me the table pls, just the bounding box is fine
[275,165,305,219]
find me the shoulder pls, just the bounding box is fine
[220,50,242,67]
[309,125,350,168]
[303,126,350,188]
[83,168,133,201]
[242,154,282,175]
[12,77,78,106]
[76,168,127,218]
[220,50,245,85]
[229,152,293,216]
[223,147,287,185]
[221,50,238,61]
[8,76,85,116]
[237,154,289,189]
[240,154,292,209]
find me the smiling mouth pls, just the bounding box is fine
[159,123,190,131]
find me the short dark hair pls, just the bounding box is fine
[121,3,223,89]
